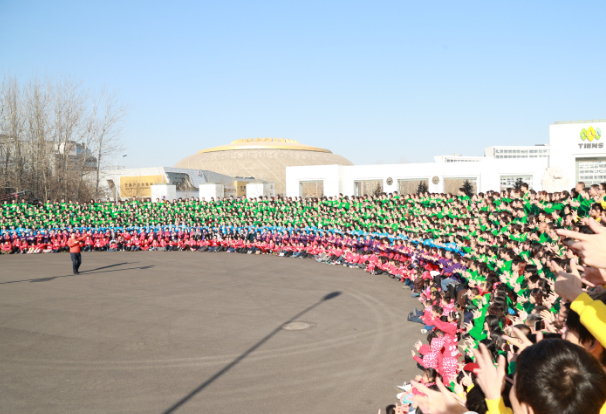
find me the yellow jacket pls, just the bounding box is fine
[571,292,606,349]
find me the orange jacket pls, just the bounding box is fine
[67,236,85,253]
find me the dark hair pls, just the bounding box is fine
[537,279,552,294]
[466,385,488,414]
[515,339,606,414]
[448,311,460,322]
[479,338,497,360]
[485,274,499,292]
[490,329,508,352]
[385,405,396,414]
[532,305,549,315]
[527,274,541,285]
[565,292,606,366]
[524,264,538,275]
[432,305,444,315]
[484,315,501,332]
[425,367,440,383]
[492,296,507,310]
[495,284,508,295]
[529,288,544,306]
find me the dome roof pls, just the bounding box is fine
[174,138,353,195]
[197,138,332,154]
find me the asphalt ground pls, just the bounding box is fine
[0,251,422,414]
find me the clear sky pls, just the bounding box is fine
[1,0,605,168]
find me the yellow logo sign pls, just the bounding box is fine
[580,126,602,142]
[120,175,165,197]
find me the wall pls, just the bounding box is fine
[199,183,224,200]
[99,167,270,199]
[151,184,176,202]
[246,183,264,198]
[549,121,606,185]
[285,158,548,197]
[285,165,342,197]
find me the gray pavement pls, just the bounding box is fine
[0,252,422,414]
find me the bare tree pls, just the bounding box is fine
[91,88,126,196]
[0,74,126,202]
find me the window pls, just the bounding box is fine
[500,175,532,191]
[576,158,606,185]
[299,180,324,198]
[398,179,429,196]
[354,180,383,196]
[443,178,477,195]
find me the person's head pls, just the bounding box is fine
[529,288,544,306]
[431,305,443,318]
[513,323,532,337]
[527,273,541,289]
[484,314,501,333]
[564,292,606,367]
[424,367,440,383]
[511,339,606,414]
[590,203,605,219]
[465,385,488,414]
[384,404,396,414]
[575,181,586,192]
[447,311,459,323]
[441,294,451,305]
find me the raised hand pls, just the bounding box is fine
[461,370,473,387]
[411,377,468,414]
[581,266,606,287]
[472,343,506,400]
[539,309,554,323]
[503,327,542,354]
[551,260,584,302]
[557,219,606,268]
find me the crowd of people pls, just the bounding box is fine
[2,181,606,414]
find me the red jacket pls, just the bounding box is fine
[67,236,86,253]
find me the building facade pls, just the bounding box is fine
[99,167,267,200]
[484,145,549,159]
[549,120,606,187]
[174,138,352,195]
[285,158,547,198]
[285,120,604,198]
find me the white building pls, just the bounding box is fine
[99,167,270,200]
[549,120,606,187]
[285,120,605,197]
[433,154,483,163]
[286,158,548,197]
[484,145,549,159]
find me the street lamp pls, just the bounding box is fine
[115,154,127,202]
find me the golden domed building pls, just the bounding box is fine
[174,138,353,195]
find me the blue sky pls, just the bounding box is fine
[1,0,605,168]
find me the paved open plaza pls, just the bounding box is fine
[0,252,419,414]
